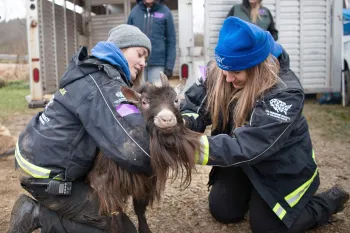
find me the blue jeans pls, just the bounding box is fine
[144,66,164,84]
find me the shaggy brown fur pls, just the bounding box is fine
[87,152,157,215]
[87,74,202,232]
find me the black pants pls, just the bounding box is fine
[208,167,333,233]
[21,178,111,233]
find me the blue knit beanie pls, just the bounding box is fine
[267,31,283,58]
[215,17,271,71]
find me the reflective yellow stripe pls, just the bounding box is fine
[182,113,199,119]
[273,203,287,220]
[284,150,318,207]
[15,141,51,178]
[195,135,209,165]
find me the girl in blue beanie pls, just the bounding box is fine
[182,17,348,233]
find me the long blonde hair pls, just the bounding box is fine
[206,55,280,130]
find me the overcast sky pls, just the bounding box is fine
[0,0,26,21]
[0,0,204,32]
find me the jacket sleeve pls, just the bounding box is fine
[226,6,235,17]
[180,77,211,133]
[165,10,176,71]
[75,74,151,174]
[267,10,278,41]
[196,89,304,166]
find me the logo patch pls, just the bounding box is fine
[215,54,225,64]
[115,92,125,98]
[59,88,67,96]
[154,12,164,19]
[259,9,266,15]
[270,99,292,115]
[265,98,292,122]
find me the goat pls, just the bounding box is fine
[87,73,202,233]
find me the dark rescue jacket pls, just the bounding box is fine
[181,50,319,228]
[15,44,152,181]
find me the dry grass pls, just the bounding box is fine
[0,63,29,83]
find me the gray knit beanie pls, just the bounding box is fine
[107,24,152,56]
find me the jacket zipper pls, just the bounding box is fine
[150,13,154,36]
[143,13,147,34]
[147,8,151,36]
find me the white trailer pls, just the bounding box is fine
[342,0,350,106]
[203,0,343,94]
[25,0,195,107]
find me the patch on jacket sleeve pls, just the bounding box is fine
[113,91,127,105]
[259,9,267,15]
[265,98,292,122]
[116,104,140,117]
[154,12,165,18]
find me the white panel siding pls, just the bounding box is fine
[55,5,67,84]
[38,0,83,94]
[279,0,300,78]
[91,14,125,47]
[172,10,179,76]
[204,0,241,62]
[300,0,330,89]
[66,10,78,61]
[41,0,57,94]
[91,10,179,76]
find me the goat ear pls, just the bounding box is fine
[159,71,169,86]
[174,79,186,96]
[120,86,141,104]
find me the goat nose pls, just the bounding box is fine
[154,109,177,128]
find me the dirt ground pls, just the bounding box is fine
[0,93,349,232]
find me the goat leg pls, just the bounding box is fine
[133,198,152,233]
[112,212,137,233]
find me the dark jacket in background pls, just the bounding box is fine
[15,43,152,182]
[127,0,176,71]
[227,3,278,41]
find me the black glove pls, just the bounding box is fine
[163,69,173,78]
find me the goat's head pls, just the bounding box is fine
[121,72,201,192]
[121,72,182,131]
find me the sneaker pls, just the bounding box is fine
[7,194,41,233]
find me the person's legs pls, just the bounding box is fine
[249,185,349,233]
[208,167,253,223]
[7,178,111,233]
[145,66,164,84]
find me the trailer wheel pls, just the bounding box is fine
[345,68,350,105]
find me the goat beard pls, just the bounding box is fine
[149,123,202,194]
[86,124,202,218]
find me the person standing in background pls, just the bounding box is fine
[227,0,278,41]
[128,0,176,83]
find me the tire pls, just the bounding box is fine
[345,69,350,105]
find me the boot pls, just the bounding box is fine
[7,194,41,233]
[319,184,349,215]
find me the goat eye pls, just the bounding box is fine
[142,100,148,105]
[174,99,179,104]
